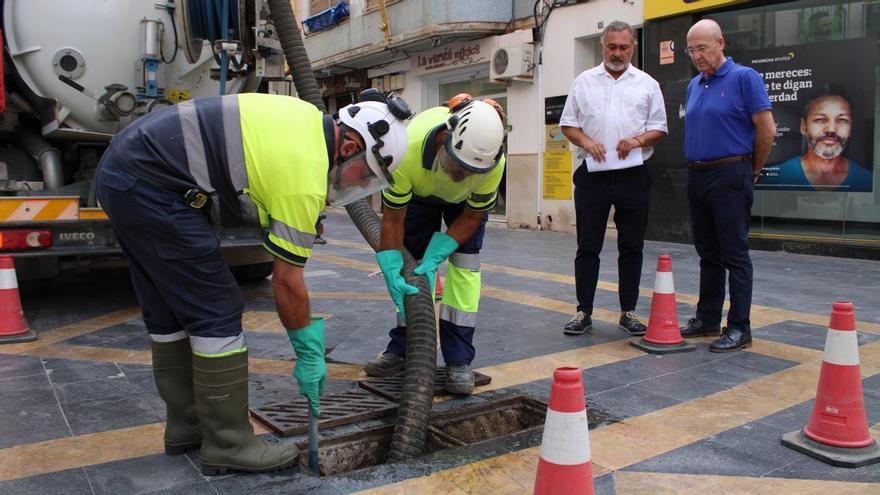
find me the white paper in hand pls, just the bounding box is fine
[585,146,644,172]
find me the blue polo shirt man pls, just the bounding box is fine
[680,20,776,352]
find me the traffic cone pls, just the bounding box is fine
[630,255,695,354]
[534,367,594,495]
[434,270,443,300]
[0,255,36,344]
[781,301,880,467]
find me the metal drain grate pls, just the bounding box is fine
[249,389,397,437]
[358,369,493,402]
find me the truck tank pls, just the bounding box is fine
[0,0,287,281]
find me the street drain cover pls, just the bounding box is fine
[249,389,396,437]
[358,369,492,402]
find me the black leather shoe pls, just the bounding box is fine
[564,311,592,335]
[679,317,721,338]
[618,311,647,336]
[709,327,752,353]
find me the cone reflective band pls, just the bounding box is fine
[630,255,694,354]
[534,367,594,495]
[781,301,880,467]
[0,255,36,343]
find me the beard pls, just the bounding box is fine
[605,57,628,72]
[808,133,847,160]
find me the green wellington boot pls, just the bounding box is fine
[152,340,203,455]
[193,350,300,475]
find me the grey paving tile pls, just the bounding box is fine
[55,376,144,405]
[44,359,123,385]
[63,394,161,435]
[627,422,804,477]
[587,384,681,419]
[717,350,799,375]
[66,323,152,350]
[210,469,331,495]
[768,454,880,483]
[244,332,294,361]
[594,473,616,495]
[0,371,52,393]
[0,353,45,378]
[0,468,93,495]
[85,454,203,495]
[144,481,218,495]
[0,388,68,446]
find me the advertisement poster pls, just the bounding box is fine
[543,151,572,200]
[730,38,874,192]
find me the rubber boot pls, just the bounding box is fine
[152,339,202,455]
[193,350,300,475]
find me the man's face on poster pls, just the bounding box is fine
[801,95,851,160]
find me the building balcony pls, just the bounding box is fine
[302,0,517,74]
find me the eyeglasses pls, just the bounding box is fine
[684,41,717,56]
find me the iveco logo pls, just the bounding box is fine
[59,232,95,241]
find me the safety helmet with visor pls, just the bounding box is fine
[428,100,505,203]
[329,90,412,206]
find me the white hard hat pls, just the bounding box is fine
[443,100,505,173]
[337,94,411,179]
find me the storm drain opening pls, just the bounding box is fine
[295,394,548,477]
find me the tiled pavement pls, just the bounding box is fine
[1,210,878,494]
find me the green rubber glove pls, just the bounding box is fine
[413,232,459,283]
[376,250,418,320]
[286,317,326,417]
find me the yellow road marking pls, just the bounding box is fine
[358,341,880,494]
[0,308,142,355]
[612,472,879,495]
[321,239,880,334]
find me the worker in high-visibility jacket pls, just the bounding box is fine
[366,98,506,395]
[95,90,411,475]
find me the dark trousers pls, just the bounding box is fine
[95,160,245,346]
[687,160,754,333]
[386,200,487,364]
[573,164,650,315]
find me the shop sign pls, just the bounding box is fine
[543,150,572,200]
[412,38,495,75]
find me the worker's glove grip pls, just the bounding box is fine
[376,249,418,320]
[413,232,459,282]
[287,317,326,417]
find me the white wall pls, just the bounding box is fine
[514,0,644,232]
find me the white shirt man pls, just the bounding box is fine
[558,21,668,339]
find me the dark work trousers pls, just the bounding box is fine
[385,200,488,364]
[686,160,754,334]
[573,164,651,316]
[95,159,245,351]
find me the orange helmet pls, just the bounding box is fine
[447,93,473,112]
[481,98,506,121]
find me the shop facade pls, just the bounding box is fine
[642,0,880,258]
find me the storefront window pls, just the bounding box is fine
[713,1,879,241]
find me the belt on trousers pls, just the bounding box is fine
[687,155,751,170]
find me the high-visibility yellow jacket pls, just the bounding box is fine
[108,93,330,266]
[382,106,505,212]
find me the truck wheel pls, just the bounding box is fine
[233,262,273,283]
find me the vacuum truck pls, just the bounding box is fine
[0,0,290,281]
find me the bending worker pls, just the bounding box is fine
[95,90,410,475]
[365,96,506,396]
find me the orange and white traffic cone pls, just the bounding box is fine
[630,254,695,354]
[781,301,880,467]
[0,255,36,344]
[534,367,594,495]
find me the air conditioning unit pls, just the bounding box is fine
[490,44,534,81]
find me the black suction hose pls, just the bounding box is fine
[343,201,437,460]
[267,0,437,461]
